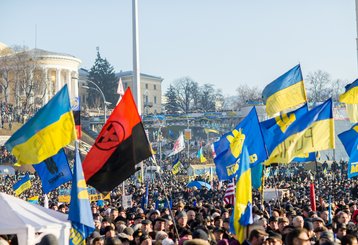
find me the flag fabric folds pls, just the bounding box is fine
[197,147,207,163]
[229,145,253,243]
[261,104,317,163]
[27,196,39,204]
[168,133,185,156]
[223,181,235,205]
[13,173,32,196]
[33,149,72,194]
[68,142,95,245]
[264,99,335,165]
[171,156,181,175]
[82,88,152,193]
[251,162,264,190]
[261,103,309,149]
[213,107,267,181]
[116,78,125,105]
[5,85,76,165]
[72,96,82,139]
[117,78,125,96]
[262,64,307,117]
[345,104,358,123]
[338,123,358,179]
[339,79,358,104]
[339,80,358,122]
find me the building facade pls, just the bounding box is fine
[117,71,163,114]
[78,68,163,115]
[0,42,163,115]
[0,43,81,108]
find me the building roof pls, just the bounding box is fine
[25,48,78,59]
[116,70,163,81]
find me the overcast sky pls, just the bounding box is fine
[1,0,357,96]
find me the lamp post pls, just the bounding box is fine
[81,80,109,124]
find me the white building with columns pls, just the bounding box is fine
[0,43,81,107]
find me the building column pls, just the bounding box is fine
[73,71,79,99]
[48,69,53,100]
[56,69,61,92]
[44,69,49,104]
[67,70,72,98]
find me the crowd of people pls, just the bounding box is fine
[0,152,357,245]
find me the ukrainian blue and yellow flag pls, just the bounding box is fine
[213,107,267,181]
[339,79,358,104]
[262,64,307,117]
[197,147,207,163]
[5,85,76,165]
[265,99,335,165]
[229,145,253,243]
[27,196,39,204]
[13,173,32,196]
[345,104,358,123]
[171,156,181,175]
[68,142,95,245]
[338,123,358,179]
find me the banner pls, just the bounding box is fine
[122,195,132,209]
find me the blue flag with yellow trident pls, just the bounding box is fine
[68,142,95,245]
[213,107,267,181]
[229,145,253,243]
[264,99,335,165]
[13,173,32,196]
[260,103,316,163]
[338,123,358,179]
[262,64,307,117]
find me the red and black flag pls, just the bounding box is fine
[82,88,151,193]
[72,97,82,139]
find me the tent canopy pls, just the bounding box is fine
[0,193,71,245]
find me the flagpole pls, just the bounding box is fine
[132,0,144,183]
[132,0,141,113]
[355,0,358,71]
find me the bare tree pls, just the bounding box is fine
[330,79,349,102]
[12,49,47,113]
[174,77,198,113]
[235,84,262,109]
[0,47,14,103]
[305,70,331,103]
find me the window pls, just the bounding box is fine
[154,84,157,90]
[154,96,157,104]
[145,83,148,89]
[145,95,148,103]
[124,82,128,89]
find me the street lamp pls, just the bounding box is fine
[81,81,110,124]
